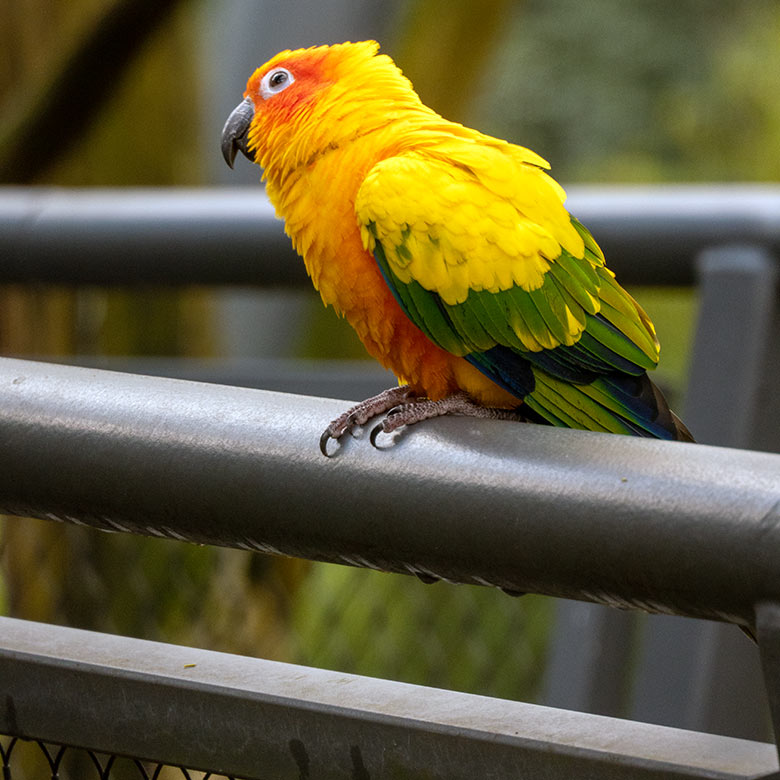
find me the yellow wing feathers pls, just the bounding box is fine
[355,139,596,351]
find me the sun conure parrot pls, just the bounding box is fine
[221,41,693,455]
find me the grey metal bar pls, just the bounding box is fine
[1,357,779,629]
[0,188,305,286]
[631,616,771,741]
[0,616,776,779]
[25,355,396,401]
[569,185,780,285]
[684,245,779,449]
[2,186,780,286]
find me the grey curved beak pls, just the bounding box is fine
[221,97,255,168]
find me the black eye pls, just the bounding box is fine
[270,71,288,87]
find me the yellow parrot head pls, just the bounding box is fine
[221,41,424,177]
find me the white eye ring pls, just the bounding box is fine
[260,68,294,100]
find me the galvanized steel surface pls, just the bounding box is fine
[1,617,776,779]
[0,357,778,629]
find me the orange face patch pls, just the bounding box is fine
[244,49,332,124]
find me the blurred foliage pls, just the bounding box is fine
[393,0,515,121]
[291,565,551,700]
[0,0,197,185]
[0,287,78,354]
[472,0,780,183]
[1,0,778,715]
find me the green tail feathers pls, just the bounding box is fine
[523,367,694,442]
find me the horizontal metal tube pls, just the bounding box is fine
[0,187,304,286]
[0,617,775,779]
[19,355,395,400]
[1,358,778,627]
[1,185,779,285]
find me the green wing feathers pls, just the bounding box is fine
[357,151,692,441]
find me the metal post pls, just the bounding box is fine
[542,601,636,717]
[685,245,779,449]
[758,603,780,756]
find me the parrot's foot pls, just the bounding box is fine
[320,385,415,456]
[370,392,527,447]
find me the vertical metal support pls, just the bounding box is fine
[542,601,637,717]
[749,277,780,455]
[631,616,771,741]
[684,245,779,450]
[631,616,714,729]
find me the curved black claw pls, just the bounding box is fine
[320,428,338,458]
[369,422,386,449]
[369,420,404,450]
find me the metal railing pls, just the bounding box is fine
[2,614,777,780]
[1,358,780,779]
[1,185,780,286]
[0,358,779,778]
[1,186,780,777]
[1,357,778,627]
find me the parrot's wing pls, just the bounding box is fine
[355,148,684,439]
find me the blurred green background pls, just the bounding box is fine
[1,0,779,710]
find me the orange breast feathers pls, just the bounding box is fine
[270,140,509,404]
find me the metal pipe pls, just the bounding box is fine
[1,185,779,285]
[2,617,775,779]
[0,187,304,286]
[0,357,778,628]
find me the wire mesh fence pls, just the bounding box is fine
[0,737,239,780]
